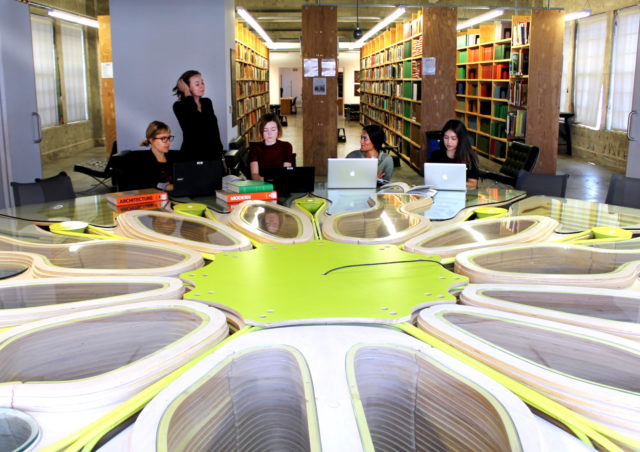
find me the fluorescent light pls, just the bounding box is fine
[237,7,273,47]
[564,10,591,21]
[456,8,504,31]
[351,7,406,49]
[48,9,98,28]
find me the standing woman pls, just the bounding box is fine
[429,119,479,189]
[172,70,227,171]
[249,113,293,181]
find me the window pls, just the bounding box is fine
[30,15,58,127]
[60,22,88,122]
[607,6,640,130]
[30,14,89,127]
[573,14,607,128]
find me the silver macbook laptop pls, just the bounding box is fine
[423,162,467,191]
[327,158,378,189]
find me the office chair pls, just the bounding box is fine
[11,171,75,206]
[515,170,569,197]
[605,173,640,208]
[291,96,297,114]
[480,142,540,186]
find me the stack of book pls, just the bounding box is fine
[216,180,277,210]
[106,188,168,213]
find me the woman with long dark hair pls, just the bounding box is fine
[346,124,394,181]
[429,119,479,189]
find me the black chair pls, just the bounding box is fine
[291,96,297,114]
[11,171,75,206]
[515,170,569,197]
[480,141,540,186]
[73,141,117,189]
[605,173,640,208]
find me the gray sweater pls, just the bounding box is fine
[346,150,394,180]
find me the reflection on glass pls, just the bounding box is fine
[0,216,88,244]
[241,205,300,238]
[0,263,29,280]
[138,214,237,246]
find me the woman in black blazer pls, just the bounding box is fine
[172,70,226,171]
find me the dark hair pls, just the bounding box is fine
[363,124,385,152]
[172,70,201,99]
[257,113,283,140]
[440,119,478,169]
[140,120,170,147]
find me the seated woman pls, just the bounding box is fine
[429,119,479,189]
[249,113,293,181]
[346,124,394,181]
[139,120,179,191]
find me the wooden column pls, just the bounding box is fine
[420,7,457,169]
[527,9,564,174]
[302,5,338,176]
[98,15,116,158]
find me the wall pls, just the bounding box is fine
[269,50,362,107]
[34,0,106,162]
[110,0,235,151]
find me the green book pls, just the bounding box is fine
[227,180,274,193]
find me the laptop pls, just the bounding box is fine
[423,162,467,191]
[261,166,315,195]
[327,158,378,189]
[172,160,223,197]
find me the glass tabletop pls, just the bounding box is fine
[509,196,640,233]
[0,195,170,228]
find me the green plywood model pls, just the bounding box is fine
[182,240,466,326]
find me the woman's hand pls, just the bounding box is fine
[177,79,191,97]
[166,183,174,192]
[466,178,478,189]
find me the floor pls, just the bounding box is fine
[45,109,619,202]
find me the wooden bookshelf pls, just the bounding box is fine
[456,23,512,161]
[455,12,563,171]
[235,21,269,146]
[360,8,456,173]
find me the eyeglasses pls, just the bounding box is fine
[153,135,174,143]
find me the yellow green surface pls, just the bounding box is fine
[182,241,464,326]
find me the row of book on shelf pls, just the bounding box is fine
[236,81,268,99]
[237,94,267,116]
[510,50,529,76]
[236,63,268,80]
[235,45,268,68]
[361,36,424,68]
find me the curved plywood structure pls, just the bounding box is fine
[404,216,558,258]
[418,305,640,440]
[116,210,252,254]
[0,238,203,278]
[128,325,558,451]
[460,284,640,340]
[454,243,640,288]
[0,300,228,449]
[226,201,315,244]
[0,276,185,328]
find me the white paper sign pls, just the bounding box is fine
[313,77,326,95]
[101,62,113,79]
[422,57,436,76]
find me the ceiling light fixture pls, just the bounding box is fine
[237,7,274,47]
[564,10,591,21]
[456,8,504,31]
[351,7,406,49]
[47,9,98,28]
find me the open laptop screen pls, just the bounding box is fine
[327,158,377,189]
[172,160,222,197]
[423,162,467,191]
[261,166,315,194]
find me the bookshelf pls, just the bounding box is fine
[360,8,456,173]
[235,21,269,146]
[455,11,563,171]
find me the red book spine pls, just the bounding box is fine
[217,190,278,203]
[110,192,168,206]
